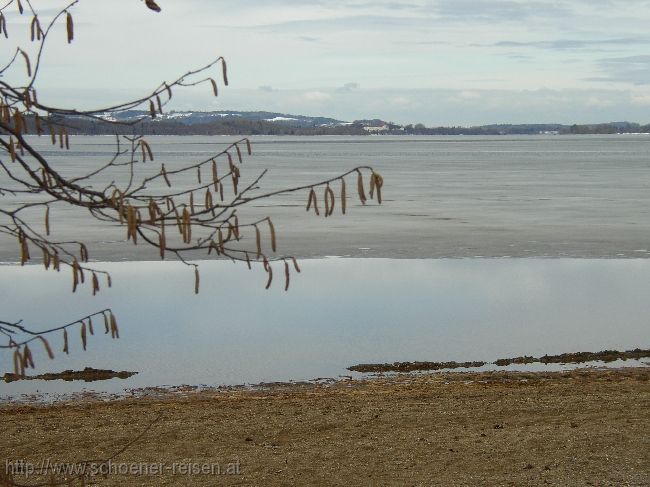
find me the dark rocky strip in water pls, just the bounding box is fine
[3,367,137,383]
[349,349,650,373]
[494,348,650,366]
[348,361,487,373]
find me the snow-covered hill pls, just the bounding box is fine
[100,110,347,127]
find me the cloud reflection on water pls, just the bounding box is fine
[1,258,649,398]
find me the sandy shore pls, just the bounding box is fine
[2,367,649,486]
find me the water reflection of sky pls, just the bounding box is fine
[1,258,649,398]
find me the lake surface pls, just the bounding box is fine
[1,258,649,399]
[1,135,650,399]
[1,134,650,260]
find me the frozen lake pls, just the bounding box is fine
[1,134,650,260]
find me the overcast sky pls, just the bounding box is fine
[4,0,650,125]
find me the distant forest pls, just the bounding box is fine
[402,122,650,135]
[21,117,368,136]
[18,113,650,136]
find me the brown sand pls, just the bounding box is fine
[2,367,649,486]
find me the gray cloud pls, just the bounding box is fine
[592,55,650,84]
[505,53,534,61]
[218,0,573,22]
[248,15,435,33]
[397,39,451,46]
[232,1,577,33]
[481,38,650,51]
[434,0,573,21]
[345,1,423,10]
[338,82,360,92]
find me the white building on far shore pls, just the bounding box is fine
[363,125,389,133]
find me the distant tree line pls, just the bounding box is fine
[20,116,650,137]
[22,116,368,136]
[400,122,650,136]
[566,122,650,134]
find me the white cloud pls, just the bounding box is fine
[630,92,650,105]
[458,90,481,100]
[389,96,413,107]
[302,91,332,102]
[585,96,615,108]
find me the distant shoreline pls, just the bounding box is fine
[18,110,650,136]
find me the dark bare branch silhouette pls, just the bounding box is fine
[0,0,383,378]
